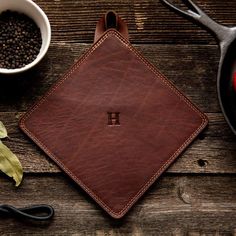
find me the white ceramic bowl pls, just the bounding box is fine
[0,0,51,74]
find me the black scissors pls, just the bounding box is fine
[161,0,236,135]
[0,204,54,222]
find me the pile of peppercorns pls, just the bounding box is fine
[0,10,42,69]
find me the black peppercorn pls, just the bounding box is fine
[0,10,42,69]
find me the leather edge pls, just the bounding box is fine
[19,29,209,219]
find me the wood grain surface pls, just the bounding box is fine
[0,0,236,235]
[1,175,236,235]
[34,0,236,44]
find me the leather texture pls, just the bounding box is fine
[19,14,208,219]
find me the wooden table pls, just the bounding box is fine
[1,0,236,235]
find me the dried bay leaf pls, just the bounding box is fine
[0,140,23,186]
[0,121,23,187]
[0,121,8,139]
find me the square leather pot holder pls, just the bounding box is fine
[19,11,208,218]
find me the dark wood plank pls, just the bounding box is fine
[33,0,236,44]
[0,43,220,112]
[0,175,235,235]
[1,112,236,174]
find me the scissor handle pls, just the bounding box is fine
[161,0,233,43]
[0,204,54,222]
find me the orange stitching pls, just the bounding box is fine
[19,29,208,218]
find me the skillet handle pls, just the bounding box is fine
[161,0,234,43]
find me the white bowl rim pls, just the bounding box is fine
[0,0,51,74]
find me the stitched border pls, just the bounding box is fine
[19,29,208,218]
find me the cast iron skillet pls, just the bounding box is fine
[161,0,236,135]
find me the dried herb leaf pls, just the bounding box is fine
[0,121,8,139]
[0,140,23,186]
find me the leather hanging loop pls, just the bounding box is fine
[94,11,129,43]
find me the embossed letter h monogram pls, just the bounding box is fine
[107,112,120,126]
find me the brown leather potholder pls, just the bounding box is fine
[20,11,208,218]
